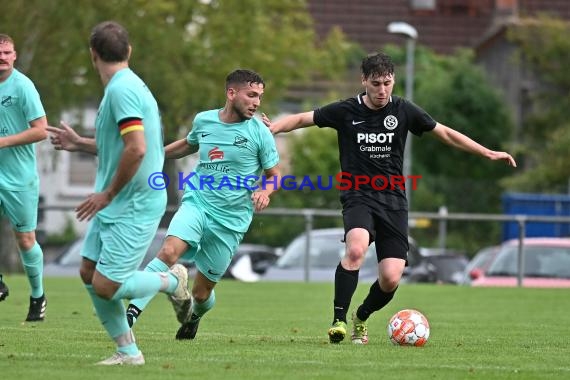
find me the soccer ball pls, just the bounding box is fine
[387,309,430,346]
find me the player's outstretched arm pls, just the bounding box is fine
[267,111,315,134]
[165,138,198,159]
[47,121,97,154]
[430,123,517,167]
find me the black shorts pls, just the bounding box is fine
[341,197,409,262]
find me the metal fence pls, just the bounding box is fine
[259,207,570,286]
[38,205,570,286]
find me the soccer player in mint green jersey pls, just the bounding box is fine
[47,21,190,366]
[0,34,48,321]
[126,69,281,340]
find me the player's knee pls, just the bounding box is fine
[157,244,180,266]
[379,275,401,292]
[92,282,114,300]
[345,244,367,264]
[79,267,92,284]
[79,259,96,284]
[15,232,36,251]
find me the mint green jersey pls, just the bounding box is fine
[94,68,166,222]
[0,69,45,190]
[182,109,279,232]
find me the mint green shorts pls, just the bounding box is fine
[81,217,160,283]
[167,200,243,282]
[0,188,38,232]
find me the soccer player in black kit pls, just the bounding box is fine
[268,52,516,344]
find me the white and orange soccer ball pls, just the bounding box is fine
[387,309,430,346]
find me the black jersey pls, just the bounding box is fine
[313,93,436,210]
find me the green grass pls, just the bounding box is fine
[1,276,569,379]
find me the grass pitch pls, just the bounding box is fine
[0,275,569,380]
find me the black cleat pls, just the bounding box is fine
[126,304,142,328]
[0,274,9,302]
[176,316,201,340]
[26,294,47,322]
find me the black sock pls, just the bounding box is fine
[126,304,142,328]
[333,263,359,323]
[356,281,398,321]
[126,304,142,317]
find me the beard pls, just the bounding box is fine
[234,105,253,121]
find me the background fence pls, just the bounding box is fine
[259,207,570,286]
[4,205,570,286]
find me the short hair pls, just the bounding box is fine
[361,52,395,79]
[0,34,15,46]
[89,21,130,63]
[225,69,265,90]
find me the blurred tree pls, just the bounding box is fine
[502,15,570,193]
[0,0,357,263]
[412,48,514,208]
[1,0,355,138]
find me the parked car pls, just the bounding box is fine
[470,238,570,287]
[223,244,279,282]
[404,249,469,284]
[261,228,421,282]
[461,245,500,285]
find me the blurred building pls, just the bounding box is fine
[307,0,569,55]
[301,0,569,140]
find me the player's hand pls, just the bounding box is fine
[47,121,82,152]
[261,113,271,128]
[261,113,280,135]
[251,190,271,212]
[488,151,517,167]
[75,191,112,221]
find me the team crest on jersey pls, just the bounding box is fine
[384,115,398,130]
[1,96,13,107]
[233,135,249,148]
[208,147,224,161]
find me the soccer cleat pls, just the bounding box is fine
[167,264,192,323]
[175,315,201,340]
[26,294,47,322]
[126,304,142,328]
[328,320,347,343]
[96,351,145,365]
[0,274,9,302]
[351,311,369,345]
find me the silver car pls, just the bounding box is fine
[262,228,419,282]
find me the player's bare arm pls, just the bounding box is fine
[75,129,146,221]
[165,138,198,159]
[0,116,47,148]
[252,164,281,212]
[269,111,315,134]
[430,123,517,167]
[47,121,97,154]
